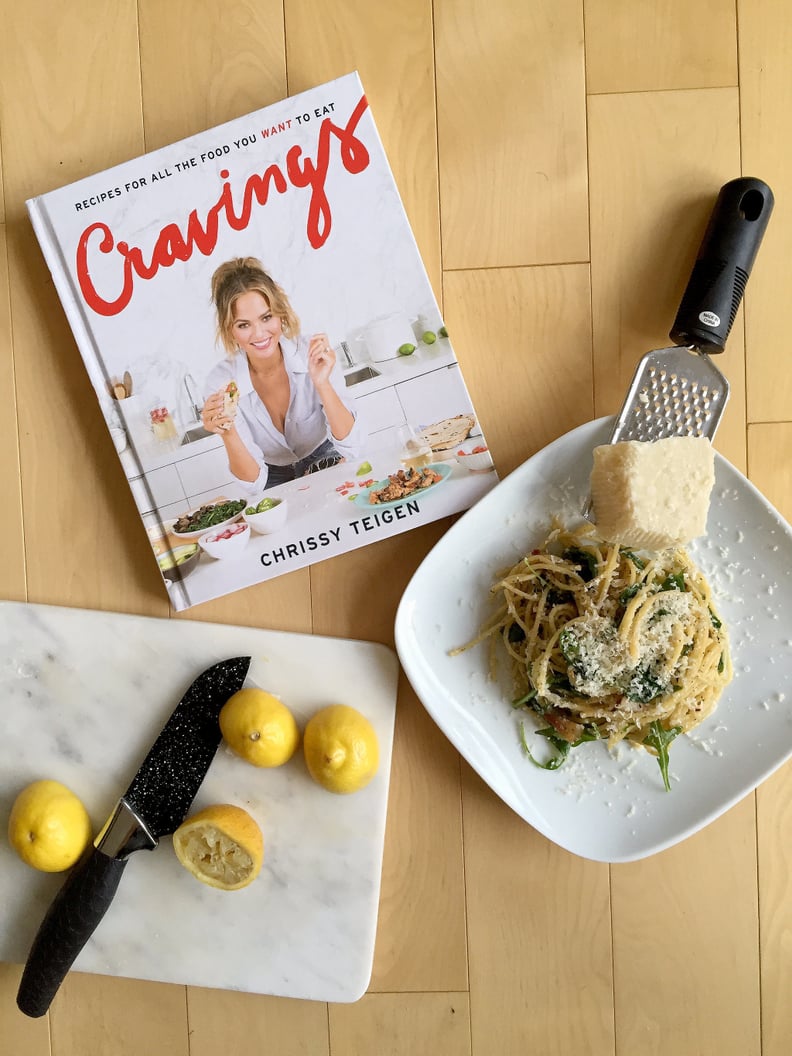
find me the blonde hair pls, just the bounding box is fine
[211,257,300,354]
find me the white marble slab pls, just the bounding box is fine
[0,602,398,1002]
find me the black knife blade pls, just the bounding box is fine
[16,655,251,1019]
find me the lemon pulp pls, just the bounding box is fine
[173,804,263,891]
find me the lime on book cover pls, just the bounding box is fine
[26,72,497,610]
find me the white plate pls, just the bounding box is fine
[168,501,246,539]
[395,417,792,863]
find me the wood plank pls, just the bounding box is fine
[138,0,287,149]
[0,0,162,615]
[462,765,614,1056]
[443,264,594,475]
[610,797,760,1056]
[756,761,792,1056]
[435,0,588,270]
[588,88,747,472]
[287,0,466,995]
[747,422,792,1056]
[312,526,469,992]
[49,975,188,1056]
[737,0,792,422]
[0,964,51,1056]
[329,992,471,1056]
[186,989,329,1056]
[584,0,737,95]
[283,0,441,300]
[0,224,26,601]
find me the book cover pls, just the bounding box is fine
[26,72,498,610]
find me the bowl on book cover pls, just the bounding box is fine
[454,444,494,473]
[198,521,251,559]
[243,496,289,534]
[156,543,200,581]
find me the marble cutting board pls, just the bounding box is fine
[0,601,399,1003]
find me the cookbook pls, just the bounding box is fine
[26,72,497,610]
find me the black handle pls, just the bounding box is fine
[669,176,774,352]
[16,847,127,1018]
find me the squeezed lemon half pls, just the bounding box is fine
[172,804,264,891]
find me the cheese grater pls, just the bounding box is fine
[605,176,774,447]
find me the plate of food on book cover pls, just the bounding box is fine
[352,462,452,510]
[168,498,248,540]
[394,416,792,863]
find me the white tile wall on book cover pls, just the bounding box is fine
[27,72,497,610]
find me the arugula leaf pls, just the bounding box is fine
[546,588,574,607]
[506,622,526,644]
[619,583,642,605]
[519,723,571,770]
[644,720,682,791]
[718,653,725,674]
[512,687,538,707]
[624,666,666,704]
[660,571,686,592]
[518,722,600,771]
[621,548,646,570]
[563,547,598,583]
[709,608,722,630]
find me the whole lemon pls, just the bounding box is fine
[173,803,263,891]
[303,705,379,794]
[421,330,437,344]
[8,779,93,873]
[220,687,299,767]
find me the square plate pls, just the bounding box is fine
[394,417,792,862]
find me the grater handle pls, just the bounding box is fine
[669,176,774,353]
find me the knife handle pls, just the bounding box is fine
[16,847,127,1018]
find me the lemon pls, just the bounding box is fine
[421,330,437,344]
[303,705,379,794]
[8,779,92,873]
[220,687,299,767]
[172,804,263,891]
[398,343,416,356]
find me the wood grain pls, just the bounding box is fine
[587,87,747,471]
[748,423,792,1056]
[462,765,614,1056]
[443,264,594,475]
[435,0,588,270]
[610,797,761,1056]
[329,992,472,1056]
[2,1,792,1053]
[737,0,792,423]
[0,965,51,1056]
[0,224,26,602]
[584,0,738,94]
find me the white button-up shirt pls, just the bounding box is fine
[203,335,365,490]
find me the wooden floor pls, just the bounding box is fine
[2,2,791,1054]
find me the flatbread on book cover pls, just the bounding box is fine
[418,414,476,456]
[221,381,239,427]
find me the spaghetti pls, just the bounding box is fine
[452,521,732,789]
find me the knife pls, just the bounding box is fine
[16,655,251,1019]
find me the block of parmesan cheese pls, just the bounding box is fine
[590,436,715,550]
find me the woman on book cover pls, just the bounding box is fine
[201,257,365,491]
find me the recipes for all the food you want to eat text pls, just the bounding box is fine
[26,72,497,609]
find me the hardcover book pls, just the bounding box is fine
[27,72,497,610]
